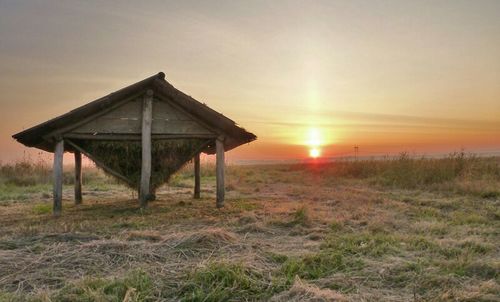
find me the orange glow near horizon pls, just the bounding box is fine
[306,127,323,158]
[0,2,499,163]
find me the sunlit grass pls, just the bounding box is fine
[0,154,498,301]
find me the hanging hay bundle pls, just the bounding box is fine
[77,139,209,190]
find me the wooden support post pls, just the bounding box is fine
[139,90,153,208]
[216,138,225,208]
[74,151,82,205]
[194,153,201,199]
[53,139,64,216]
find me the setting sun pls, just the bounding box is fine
[306,127,323,158]
[309,147,321,158]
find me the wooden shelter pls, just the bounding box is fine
[13,72,256,215]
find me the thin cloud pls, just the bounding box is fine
[239,110,500,132]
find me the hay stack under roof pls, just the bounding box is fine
[13,72,256,213]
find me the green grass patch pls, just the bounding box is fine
[405,236,440,252]
[230,199,258,211]
[451,211,489,225]
[322,232,400,257]
[0,183,51,202]
[32,203,51,215]
[280,251,361,281]
[265,251,289,264]
[383,260,426,288]
[0,270,154,302]
[178,262,275,302]
[480,190,499,199]
[441,260,499,280]
[329,220,344,232]
[269,206,312,228]
[53,270,154,302]
[291,206,311,226]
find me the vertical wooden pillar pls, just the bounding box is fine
[194,153,201,199]
[74,151,82,205]
[216,138,225,208]
[139,90,153,208]
[53,139,64,216]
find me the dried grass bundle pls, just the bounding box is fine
[271,276,346,302]
[78,139,208,190]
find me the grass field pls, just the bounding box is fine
[0,154,499,301]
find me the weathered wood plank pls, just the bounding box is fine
[152,120,214,135]
[65,97,215,136]
[152,133,217,140]
[194,153,201,199]
[43,93,144,140]
[63,133,217,141]
[67,99,142,134]
[216,138,225,208]
[53,139,64,216]
[139,90,154,208]
[64,133,142,141]
[152,99,191,121]
[152,99,214,134]
[74,151,82,205]
[155,95,221,136]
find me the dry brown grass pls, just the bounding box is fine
[126,230,163,242]
[0,156,499,301]
[169,228,238,250]
[270,276,346,302]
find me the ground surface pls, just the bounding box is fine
[0,160,499,301]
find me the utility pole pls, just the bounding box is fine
[354,145,359,161]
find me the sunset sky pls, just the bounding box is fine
[1,0,499,163]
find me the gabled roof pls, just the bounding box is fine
[12,72,256,154]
